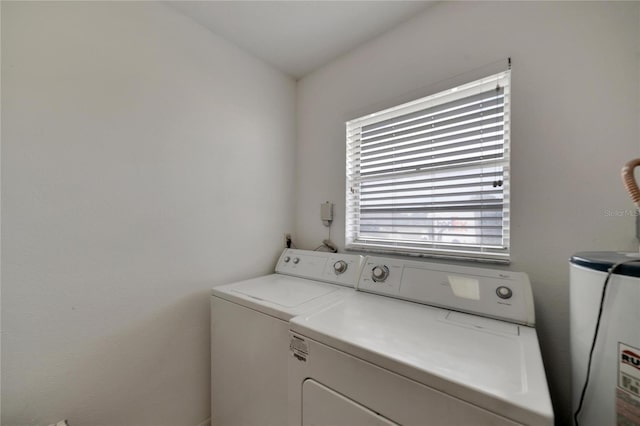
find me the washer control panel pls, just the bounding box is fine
[276,249,364,288]
[358,256,535,326]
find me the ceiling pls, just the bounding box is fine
[166,1,434,79]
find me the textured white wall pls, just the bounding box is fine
[0,2,3,421]
[1,2,295,425]
[294,2,639,423]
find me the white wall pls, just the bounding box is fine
[294,2,639,423]
[0,2,3,421]
[1,2,295,425]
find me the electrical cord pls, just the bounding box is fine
[314,221,336,252]
[573,258,640,426]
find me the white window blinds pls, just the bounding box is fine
[346,71,511,262]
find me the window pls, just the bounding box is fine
[345,71,511,263]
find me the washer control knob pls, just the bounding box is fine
[371,265,389,282]
[283,256,291,263]
[292,257,300,264]
[496,286,513,299]
[333,260,348,274]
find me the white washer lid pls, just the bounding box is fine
[212,274,354,321]
[290,292,553,425]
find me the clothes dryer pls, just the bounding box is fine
[288,256,554,426]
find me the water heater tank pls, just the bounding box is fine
[570,252,640,426]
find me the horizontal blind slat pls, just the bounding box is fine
[360,152,505,177]
[360,140,504,172]
[362,88,504,135]
[361,111,505,150]
[360,127,504,159]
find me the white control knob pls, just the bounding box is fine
[371,265,389,282]
[496,286,513,299]
[283,256,291,263]
[293,258,300,264]
[333,260,348,274]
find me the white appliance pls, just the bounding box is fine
[570,252,640,426]
[289,256,554,426]
[211,248,364,426]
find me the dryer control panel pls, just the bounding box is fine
[276,249,364,288]
[358,256,535,326]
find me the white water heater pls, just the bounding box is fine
[570,252,640,426]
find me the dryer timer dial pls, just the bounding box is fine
[496,286,513,299]
[371,265,389,282]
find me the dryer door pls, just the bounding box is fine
[303,379,398,426]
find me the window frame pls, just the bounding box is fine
[345,71,511,264]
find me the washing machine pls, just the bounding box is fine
[288,256,554,426]
[211,248,364,426]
